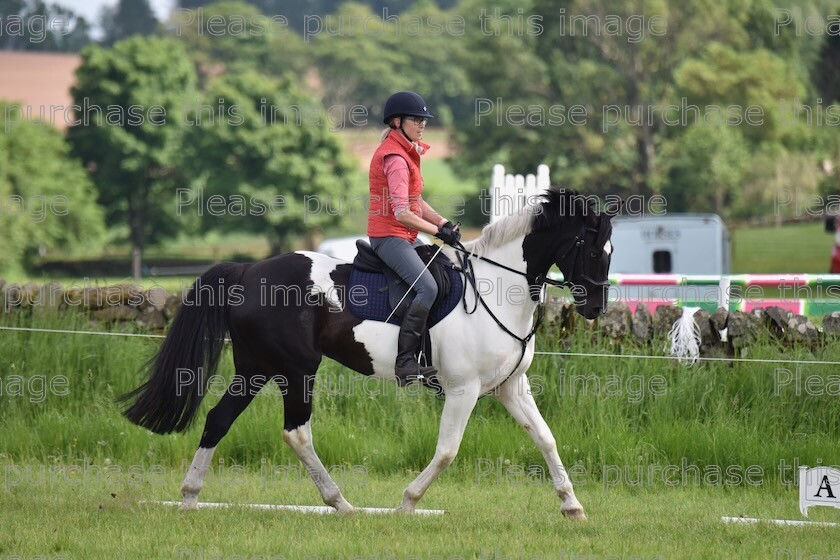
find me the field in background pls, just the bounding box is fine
[731,222,834,274]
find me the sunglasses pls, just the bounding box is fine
[402,116,427,125]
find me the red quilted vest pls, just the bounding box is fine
[367,129,430,242]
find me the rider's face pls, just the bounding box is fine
[398,116,426,143]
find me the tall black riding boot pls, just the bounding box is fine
[394,302,438,386]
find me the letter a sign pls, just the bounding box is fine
[800,466,840,516]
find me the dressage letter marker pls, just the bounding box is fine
[721,466,840,527]
[800,465,840,517]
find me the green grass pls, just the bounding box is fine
[731,221,834,274]
[2,311,839,476]
[422,158,479,200]
[3,303,840,557]
[3,467,840,560]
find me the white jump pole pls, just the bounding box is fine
[143,500,446,516]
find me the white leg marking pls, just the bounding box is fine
[495,374,586,520]
[283,421,354,513]
[181,446,217,510]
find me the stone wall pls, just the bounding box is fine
[3,279,840,350]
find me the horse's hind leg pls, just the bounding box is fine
[181,370,266,510]
[280,366,354,513]
[495,373,586,520]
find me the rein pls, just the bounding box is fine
[448,235,584,388]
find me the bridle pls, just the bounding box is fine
[448,225,604,390]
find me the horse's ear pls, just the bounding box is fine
[604,199,624,218]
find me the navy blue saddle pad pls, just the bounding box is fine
[348,266,462,326]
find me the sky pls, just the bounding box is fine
[57,0,175,25]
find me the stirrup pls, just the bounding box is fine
[395,362,437,387]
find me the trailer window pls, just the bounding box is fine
[653,250,672,273]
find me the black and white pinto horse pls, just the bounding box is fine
[122,188,615,519]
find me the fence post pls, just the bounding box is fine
[537,164,550,190]
[718,276,731,311]
[491,164,505,224]
[490,164,552,221]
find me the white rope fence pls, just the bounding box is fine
[533,351,840,366]
[0,325,166,339]
[2,325,839,366]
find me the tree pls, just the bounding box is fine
[0,104,104,274]
[673,42,803,144]
[0,0,92,51]
[180,70,355,253]
[167,1,311,86]
[67,36,197,279]
[100,0,158,46]
[311,3,409,118]
[670,41,822,218]
[311,2,472,126]
[175,0,459,32]
[812,23,840,103]
[662,125,748,216]
[452,0,831,206]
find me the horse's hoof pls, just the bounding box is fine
[180,499,199,511]
[395,504,416,515]
[334,503,356,515]
[562,507,587,521]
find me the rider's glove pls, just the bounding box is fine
[435,221,461,246]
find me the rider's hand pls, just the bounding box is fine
[435,221,461,246]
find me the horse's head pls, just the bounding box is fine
[523,188,616,320]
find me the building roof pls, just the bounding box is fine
[0,51,81,130]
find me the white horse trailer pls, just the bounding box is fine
[609,214,730,275]
[608,214,731,308]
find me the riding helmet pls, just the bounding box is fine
[383,91,434,124]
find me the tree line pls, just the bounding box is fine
[0,0,839,277]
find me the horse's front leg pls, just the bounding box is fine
[495,373,586,520]
[399,381,480,513]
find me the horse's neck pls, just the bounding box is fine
[468,237,539,324]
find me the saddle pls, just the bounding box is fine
[348,240,462,326]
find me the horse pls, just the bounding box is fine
[121,187,616,519]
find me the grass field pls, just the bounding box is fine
[4,469,840,560]
[3,307,840,558]
[4,145,840,557]
[731,221,834,274]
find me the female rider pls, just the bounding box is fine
[368,91,460,386]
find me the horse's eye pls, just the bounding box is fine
[590,252,598,258]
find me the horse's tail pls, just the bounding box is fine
[120,262,246,434]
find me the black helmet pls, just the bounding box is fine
[383,91,434,124]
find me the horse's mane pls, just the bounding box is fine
[462,187,594,254]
